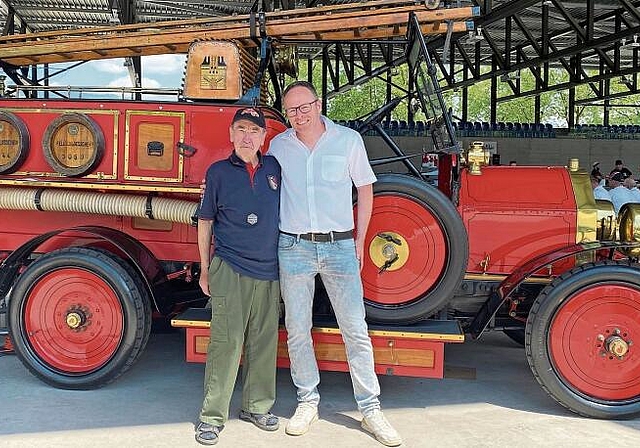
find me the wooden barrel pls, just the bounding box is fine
[0,111,30,174]
[42,113,105,177]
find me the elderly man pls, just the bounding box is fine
[195,107,281,445]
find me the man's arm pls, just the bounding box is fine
[197,219,214,296]
[355,183,373,271]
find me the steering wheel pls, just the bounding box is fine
[356,96,405,135]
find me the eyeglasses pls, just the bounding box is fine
[284,99,319,117]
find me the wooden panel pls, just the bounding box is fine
[137,122,174,171]
[195,335,209,355]
[124,110,184,182]
[186,325,446,378]
[183,41,245,100]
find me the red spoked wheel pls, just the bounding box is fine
[527,261,640,419]
[9,247,151,389]
[357,174,468,324]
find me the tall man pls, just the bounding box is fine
[196,107,281,445]
[269,81,402,447]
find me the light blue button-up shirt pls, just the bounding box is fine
[268,116,376,233]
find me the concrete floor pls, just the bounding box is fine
[1,331,639,448]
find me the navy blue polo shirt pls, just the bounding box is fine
[199,151,280,280]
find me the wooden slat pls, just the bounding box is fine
[0,3,478,66]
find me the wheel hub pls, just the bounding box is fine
[597,328,632,359]
[368,231,409,272]
[65,305,92,332]
[606,336,629,358]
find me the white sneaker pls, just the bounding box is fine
[361,410,402,447]
[285,403,319,436]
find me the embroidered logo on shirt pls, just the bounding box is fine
[247,213,258,225]
[267,174,279,190]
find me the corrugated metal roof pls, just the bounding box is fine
[0,1,637,69]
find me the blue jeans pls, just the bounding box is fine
[278,233,381,416]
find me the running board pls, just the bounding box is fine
[172,308,464,379]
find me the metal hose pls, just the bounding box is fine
[0,187,198,225]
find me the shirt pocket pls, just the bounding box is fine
[321,155,348,182]
[209,296,228,342]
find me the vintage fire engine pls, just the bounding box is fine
[0,2,639,420]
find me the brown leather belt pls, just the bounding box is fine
[282,230,353,243]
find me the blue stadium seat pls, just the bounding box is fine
[514,122,523,137]
[407,121,416,136]
[399,120,409,136]
[545,123,555,138]
[505,122,514,137]
[473,122,482,136]
[482,122,490,136]
[389,120,399,136]
[530,123,540,138]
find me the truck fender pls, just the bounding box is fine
[0,225,163,313]
[467,241,640,338]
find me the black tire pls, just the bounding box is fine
[503,329,525,346]
[526,261,640,419]
[8,247,151,389]
[362,174,468,324]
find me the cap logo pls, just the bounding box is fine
[240,108,260,117]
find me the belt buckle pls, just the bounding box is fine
[310,233,316,242]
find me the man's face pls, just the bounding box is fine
[283,86,322,133]
[229,119,266,156]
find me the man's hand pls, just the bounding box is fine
[355,183,374,272]
[199,269,210,296]
[197,219,214,297]
[355,238,366,271]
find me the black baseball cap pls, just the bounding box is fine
[615,159,623,165]
[231,107,266,128]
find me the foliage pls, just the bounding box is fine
[287,55,640,127]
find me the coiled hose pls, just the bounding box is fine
[0,187,198,225]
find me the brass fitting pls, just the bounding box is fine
[466,141,490,175]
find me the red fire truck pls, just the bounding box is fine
[1,7,639,420]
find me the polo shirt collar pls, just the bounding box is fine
[229,150,263,167]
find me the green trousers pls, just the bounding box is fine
[199,256,280,426]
